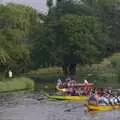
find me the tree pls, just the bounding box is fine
[81,0,120,54]
[0,4,39,73]
[48,0,94,18]
[31,23,56,68]
[48,0,120,55]
[34,14,108,78]
[54,15,108,78]
[34,0,120,79]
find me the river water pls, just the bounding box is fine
[0,91,120,120]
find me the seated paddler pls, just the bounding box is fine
[88,92,99,105]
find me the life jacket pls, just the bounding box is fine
[109,97,115,105]
[89,95,97,101]
[113,97,119,104]
[98,96,106,105]
[117,96,120,103]
[103,97,109,105]
[88,95,97,105]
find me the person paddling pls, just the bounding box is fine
[88,92,99,105]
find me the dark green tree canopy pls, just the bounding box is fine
[55,15,107,65]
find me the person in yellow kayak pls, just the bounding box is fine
[98,94,109,105]
[88,89,120,106]
[56,78,62,88]
[88,91,99,105]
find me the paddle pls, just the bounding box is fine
[37,92,49,101]
[44,92,50,97]
[37,98,44,101]
[64,104,84,112]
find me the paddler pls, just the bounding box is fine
[98,94,109,105]
[117,96,120,103]
[112,94,119,105]
[56,78,62,88]
[69,87,76,96]
[109,94,115,105]
[88,91,99,105]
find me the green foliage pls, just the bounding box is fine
[31,23,55,68]
[32,14,108,76]
[0,4,40,73]
[33,0,115,77]
[109,53,120,68]
[55,15,107,65]
[49,0,120,54]
[109,53,120,83]
[77,53,120,84]
[48,0,95,18]
[0,77,34,92]
[47,0,53,8]
[82,0,120,53]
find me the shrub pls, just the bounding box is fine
[0,77,34,92]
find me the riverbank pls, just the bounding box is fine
[0,77,35,92]
[26,66,120,89]
[27,67,119,84]
[27,67,62,76]
[26,67,62,84]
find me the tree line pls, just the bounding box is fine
[0,1,120,79]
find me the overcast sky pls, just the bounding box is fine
[2,0,48,14]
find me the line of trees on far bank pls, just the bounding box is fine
[0,0,120,79]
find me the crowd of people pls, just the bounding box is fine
[56,78,94,96]
[88,88,120,105]
[56,78,120,105]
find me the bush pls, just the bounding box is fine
[77,53,120,85]
[0,77,34,92]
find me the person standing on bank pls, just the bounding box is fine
[8,70,13,79]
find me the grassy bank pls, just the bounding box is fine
[26,67,63,84]
[0,77,35,92]
[27,67,63,76]
[26,53,120,88]
[27,67,119,84]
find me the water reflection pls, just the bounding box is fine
[0,91,119,120]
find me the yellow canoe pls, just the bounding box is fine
[45,92,89,101]
[88,105,120,111]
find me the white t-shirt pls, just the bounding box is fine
[8,70,12,78]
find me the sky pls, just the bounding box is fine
[1,0,48,14]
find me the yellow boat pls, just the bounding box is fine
[88,105,120,111]
[45,92,89,101]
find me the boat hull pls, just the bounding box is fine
[88,105,120,111]
[45,93,89,101]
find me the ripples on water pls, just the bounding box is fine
[0,91,120,120]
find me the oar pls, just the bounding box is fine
[37,92,50,101]
[44,92,50,97]
[37,98,44,101]
[64,104,84,112]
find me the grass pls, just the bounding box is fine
[25,67,63,84]
[27,67,63,76]
[0,77,35,92]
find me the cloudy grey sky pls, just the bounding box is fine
[1,0,48,14]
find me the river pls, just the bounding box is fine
[0,91,120,120]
